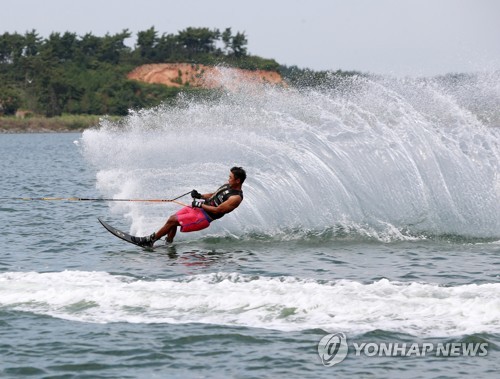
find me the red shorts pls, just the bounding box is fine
[176,207,212,233]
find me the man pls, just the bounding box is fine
[133,166,246,246]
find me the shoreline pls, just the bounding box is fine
[0,115,118,134]
[0,127,87,134]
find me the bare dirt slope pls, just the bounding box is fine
[127,63,284,88]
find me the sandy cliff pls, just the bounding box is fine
[127,63,284,88]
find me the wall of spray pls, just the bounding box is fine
[81,69,500,240]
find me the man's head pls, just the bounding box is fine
[229,166,246,186]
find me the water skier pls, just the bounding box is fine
[132,166,246,246]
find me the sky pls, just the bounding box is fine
[2,0,500,77]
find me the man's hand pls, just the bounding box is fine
[192,199,204,208]
[191,189,202,199]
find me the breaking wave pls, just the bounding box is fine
[1,271,499,336]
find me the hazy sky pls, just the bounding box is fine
[2,0,500,76]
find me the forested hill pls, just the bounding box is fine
[0,27,357,117]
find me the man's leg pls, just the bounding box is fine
[167,225,177,243]
[155,214,180,243]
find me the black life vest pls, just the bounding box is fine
[205,184,243,220]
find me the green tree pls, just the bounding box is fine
[40,32,78,62]
[76,32,102,67]
[177,27,220,58]
[24,30,42,57]
[0,32,24,64]
[231,32,248,57]
[98,30,131,64]
[136,26,158,62]
[221,28,232,54]
[0,33,11,63]
[0,87,22,115]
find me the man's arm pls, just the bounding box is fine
[201,192,214,200]
[201,195,242,216]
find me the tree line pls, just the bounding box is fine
[0,26,357,117]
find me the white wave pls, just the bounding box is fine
[1,271,498,337]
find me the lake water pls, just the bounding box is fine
[0,71,499,378]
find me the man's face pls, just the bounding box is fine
[228,172,239,187]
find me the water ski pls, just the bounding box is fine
[98,217,157,249]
